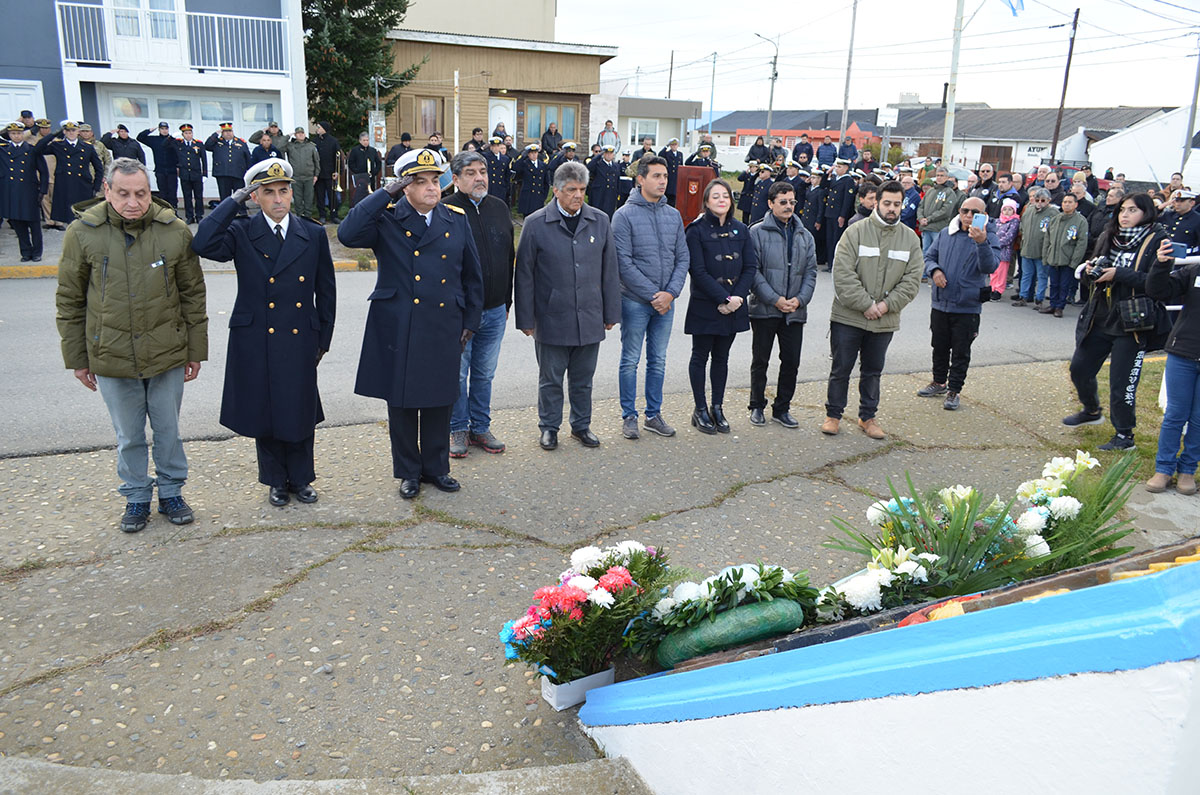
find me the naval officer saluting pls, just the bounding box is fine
[191,158,336,506]
[338,148,484,499]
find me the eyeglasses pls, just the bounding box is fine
[959,208,979,214]
[774,199,798,205]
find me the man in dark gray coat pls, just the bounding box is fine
[514,160,621,451]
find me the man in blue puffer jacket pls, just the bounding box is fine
[918,196,1000,410]
[612,155,690,440]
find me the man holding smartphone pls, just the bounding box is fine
[917,196,1000,410]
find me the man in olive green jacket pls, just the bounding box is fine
[824,180,924,440]
[1039,192,1089,316]
[55,157,208,533]
[916,166,962,255]
[286,127,321,219]
[1013,187,1060,307]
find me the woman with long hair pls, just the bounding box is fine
[1064,192,1171,450]
[684,179,758,433]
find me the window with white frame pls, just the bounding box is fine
[629,119,658,147]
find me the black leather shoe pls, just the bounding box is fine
[772,411,800,429]
[31,256,41,262]
[571,428,600,447]
[420,473,461,492]
[711,404,730,433]
[540,429,558,450]
[290,483,318,504]
[20,256,31,262]
[749,407,766,426]
[398,479,420,499]
[691,407,717,434]
[269,486,290,506]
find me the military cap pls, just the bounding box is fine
[394,147,446,178]
[1179,190,1198,200]
[834,157,852,166]
[602,144,616,152]
[785,158,798,168]
[667,137,679,145]
[748,160,759,167]
[562,141,577,149]
[879,161,893,169]
[243,157,294,186]
[698,143,713,152]
[489,136,502,144]
[525,143,541,152]
[35,119,51,128]
[19,110,33,119]
[116,123,129,132]
[293,126,305,134]
[622,150,631,156]
[180,123,193,132]
[62,121,79,131]
[219,122,234,131]
[78,123,92,132]
[852,168,866,179]
[897,165,913,173]
[5,122,23,132]
[796,168,810,177]
[158,121,169,128]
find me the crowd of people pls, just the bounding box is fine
[32,103,1200,530]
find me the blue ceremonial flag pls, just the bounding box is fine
[1000,0,1024,15]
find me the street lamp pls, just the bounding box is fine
[753,33,779,151]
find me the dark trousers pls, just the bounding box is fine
[1069,329,1146,434]
[386,404,451,480]
[1048,265,1073,309]
[930,309,980,393]
[824,219,844,266]
[689,333,737,409]
[255,435,315,489]
[749,318,805,412]
[9,219,42,258]
[216,176,247,216]
[154,171,178,209]
[825,321,894,421]
[806,222,826,266]
[350,173,371,207]
[315,176,337,220]
[180,178,204,221]
[534,341,600,432]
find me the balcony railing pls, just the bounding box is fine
[55,2,289,75]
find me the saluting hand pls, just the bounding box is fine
[231,183,258,204]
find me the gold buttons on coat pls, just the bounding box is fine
[405,230,411,237]
[441,278,446,284]
[299,276,304,282]
[441,254,447,259]
[268,302,275,308]
[292,328,298,334]
[269,277,275,283]
[439,302,445,307]
[268,327,275,334]
[414,275,421,281]
[295,302,302,308]
[413,298,420,304]
[414,250,420,257]
[444,232,450,238]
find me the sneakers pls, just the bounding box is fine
[157,496,194,525]
[1098,433,1134,451]
[622,415,640,439]
[943,391,960,410]
[643,415,676,437]
[468,430,505,454]
[120,502,150,533]
[858,418,886,440]
[450,430,469,458]
[917,382,948,398]
[1062,410,1104,427]
[820,416,840,435]
[1145,472,1171,493]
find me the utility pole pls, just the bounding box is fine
[1182,34,1200,173]
[839,0,859,144]
[668,50,674,99]
[755,33,779,147]
[940,0,965,162]
[635,66,641,96]
[707,51,716,140]
[1049,8,1080,162]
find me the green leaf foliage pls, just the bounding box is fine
[302,0,424,141]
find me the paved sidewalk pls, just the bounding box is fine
[1,362,1196,791]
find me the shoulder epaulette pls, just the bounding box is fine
[445,203,465,214]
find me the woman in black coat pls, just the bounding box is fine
[746,136,770,164]
[1065,192,1171,451]
[684,179,758,433]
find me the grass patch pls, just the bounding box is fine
[1069,356,1164,475]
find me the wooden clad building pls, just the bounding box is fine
[385,30,617,152]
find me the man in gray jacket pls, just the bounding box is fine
[612,156,690,440]
[286,127,321,219]
[918,196,999,410]
[748,181,818,428]
[515,161,621,451]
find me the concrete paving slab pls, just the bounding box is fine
[603,474,877,589]
[1122,488,1200,553]
[963,361,1081,446]
[834,446,1051,501]
[0,545,601,782]
[1,532,354,694]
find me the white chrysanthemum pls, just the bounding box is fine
[672,581,706,603]
[1075,450,1100,471]
[865,563,895,587]
[609,540,646,557]
[651,597,677,620]
[778,567,795,584]
[569,546,604,572]
[939,485,974,507]
[866,501,891,526]
[917,552,941,563]
[1048,496,1082,521]
[1025,534,1051,557]
[894,559,929,583]
[839,573,883,612]
[1016,508,1047,535]
[566,575,599,593]
[587,588,615,608]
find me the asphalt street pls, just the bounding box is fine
[1,269,1079,457]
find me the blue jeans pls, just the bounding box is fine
[619,295,674,419]
[1020,256,1048,302]
[1156,353,1200,476]
[96,367,188,503]
[451,304,507,434]
[922,231,938,257]
[1047,265,1073,310]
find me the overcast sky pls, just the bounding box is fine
[556,0,1200,114]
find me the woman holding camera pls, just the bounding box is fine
[1063,193,1171,451]
[1145,238,1200,493]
